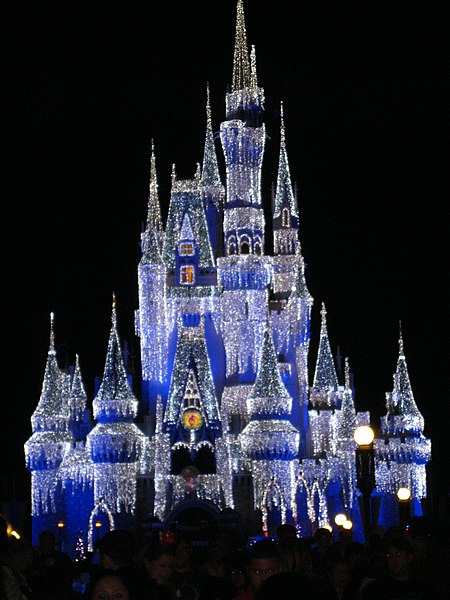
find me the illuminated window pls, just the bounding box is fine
[282,208,290,227]
[180,265,195,284]
[240,235,250,254]
[180,242,194,255]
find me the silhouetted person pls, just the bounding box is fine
[89,568,131,600]
[26,529,73,600]
[359,534,438,599]
[310,527,332,577]
[236,539,280,600]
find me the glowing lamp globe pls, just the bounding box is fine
[354,425,375,447]
[397,487,411,501]
[323,524,333,533]
[335,514,347,527]
[57,520,65,529]
[343,519,353,530]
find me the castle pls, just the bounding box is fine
[24,0,431,555]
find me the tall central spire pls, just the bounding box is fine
[232,0,251,92]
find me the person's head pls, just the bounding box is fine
[328,559,351,590]
[143,543,176,586]
[38,530,56,554]
[247,540,280,591]
[385,536,414,581]
[314,527,332,549]
[276,523,297,541]
[278,536,312,574]
[224,549,250,594]
[97,529,136,571]
[90,570,130,600]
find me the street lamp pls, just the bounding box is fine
[397,487,411,531]
[354,425,376,542]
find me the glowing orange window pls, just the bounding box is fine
[180,265,195,284]
[180,242,194,255]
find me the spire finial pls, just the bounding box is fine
[321,302,327,324]
[280,101,286,148]
[232,0,251,92]
[398,320,404,356]
[206,82,212,128]
[49,311,55,352]
[112,292,117,328]
[345,357,350,389]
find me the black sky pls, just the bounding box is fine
[2,2,449,507]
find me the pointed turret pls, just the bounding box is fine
[201,83,225,256]
[385,325,424,435]
[273,102,299,256]
[25,312,73,470]
[310,303,339,407]
[86,294,145,515]
[241,316,299,459]
[92,294,139,422]
[336,357,357,440]
[24,312,73,517]
[240,317,299,532]
[145,140,164,249]
[68,353,90,440]
[201,84,221,188]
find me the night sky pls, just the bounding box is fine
[3,2,449,511]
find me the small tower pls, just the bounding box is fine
[309,303,342,457]
[86,294,145,531]
[24,312,73,542]
[220,0,266,256]
[240,315,299,535]
[376,325,431,520]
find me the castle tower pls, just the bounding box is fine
[136,147,169,416]
[86,294,145,530]
[376,325,431,520]
[24,313,73,542]
[240,316,299,534]
[220,0,266,256]
[309,303,343,457]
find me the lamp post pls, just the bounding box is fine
[354,425,375,542]
[397,487,411,532]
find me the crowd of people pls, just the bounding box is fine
[1,513,449,600]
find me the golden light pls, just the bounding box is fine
[397,487,411,501]
[95,521,102,529]
[334,514,347,527]
[343,519,353,530]
[323,524,333,533]
[354,425,375,447]
[57,520,65,529]
[10,530,21,540]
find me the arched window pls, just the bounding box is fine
[171,447,191,474]
[194,446,215,474]
[240,235,250,254]
[227,235,237,255]
[282,208,290,227]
